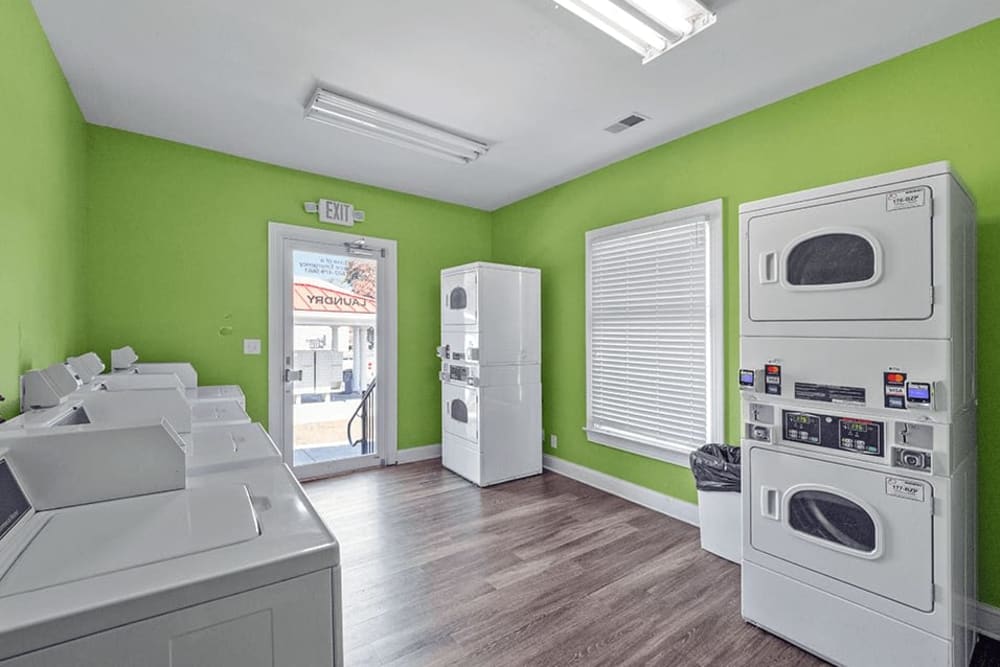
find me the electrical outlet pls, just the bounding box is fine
[243,339,262,355]
[550,433,558,449]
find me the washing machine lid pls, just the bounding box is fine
[190,400,250,428]
[0,485,259,598]
[94,373,184,392]
[183,423,281,474]
[0,463,338,660]
[187,384,245,403]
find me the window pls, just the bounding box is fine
[449,399,469,423]
[585,200,723,466]
[785,232,876,286]
[448,286,468,310]
[787,489,877,553]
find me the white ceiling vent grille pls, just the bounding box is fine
[604,113,649,134]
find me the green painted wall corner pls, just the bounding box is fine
[493,18,1000,603]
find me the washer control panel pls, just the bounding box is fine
[782,410,884,457]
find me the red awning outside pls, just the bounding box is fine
[293,279,376,314]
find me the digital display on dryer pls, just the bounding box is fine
[906,382,932,404]
[781,411,884,457]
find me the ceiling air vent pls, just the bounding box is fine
[604,113,649,134]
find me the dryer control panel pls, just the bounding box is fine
[782,410,884,457]
[439,363,479,386]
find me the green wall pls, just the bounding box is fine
[493,19,1000,602]
[0,0,88,419]
[9,0,1000,604]
[84,127,492,448]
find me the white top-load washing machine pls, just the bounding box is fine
[67,350,246,407]
[13,362,250,433]
[738,163,977,667]
[438,263,542,486]
[100,346,247,407]
[5,365,276,475]
[69,354,245,408]
[0,427,342,666]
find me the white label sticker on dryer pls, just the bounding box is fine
[885,476,925,502]
[886,188,927,211]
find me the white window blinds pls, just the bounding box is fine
[586,207,719,462]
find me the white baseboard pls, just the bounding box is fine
[395,443,441,464]
[974,601,1000,641]
[543,454,699,526]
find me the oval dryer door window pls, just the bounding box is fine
[448,287,468,310]
[449,399,469,423]
[787,489,877,554]
[785,233,876,287]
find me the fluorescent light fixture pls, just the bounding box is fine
[305,89,489,164]
[553,0,716,63]
[553,0,668,62]
[625,0,716,39]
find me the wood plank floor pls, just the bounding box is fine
[305,461,827,666]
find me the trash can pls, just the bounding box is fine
[690,444,741,564]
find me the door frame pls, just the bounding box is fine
[267,221,398,478]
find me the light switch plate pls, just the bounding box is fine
[243,339,262,355]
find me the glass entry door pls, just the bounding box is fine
[269,224,397,480]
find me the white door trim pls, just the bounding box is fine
[267,222,398,477]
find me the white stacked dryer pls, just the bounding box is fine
[738,163,977,666]
[438,262,542,486]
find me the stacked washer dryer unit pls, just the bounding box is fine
[439,262,542,487]
[739,163,977,666]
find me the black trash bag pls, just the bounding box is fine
[690,443,741,492]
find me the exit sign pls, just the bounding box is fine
[318,199,366,227]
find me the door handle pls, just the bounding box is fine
[759,252,778,284]
[761,486,780,520]
[445,401,451,416]
[284,368,303,383]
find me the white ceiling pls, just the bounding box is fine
[32,0,999,211]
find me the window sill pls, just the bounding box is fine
[584,427,694,468]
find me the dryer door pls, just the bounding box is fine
[749,447,933,611]
[442,270,479,328]
[442,383,479,443]
[746,187,933,322]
